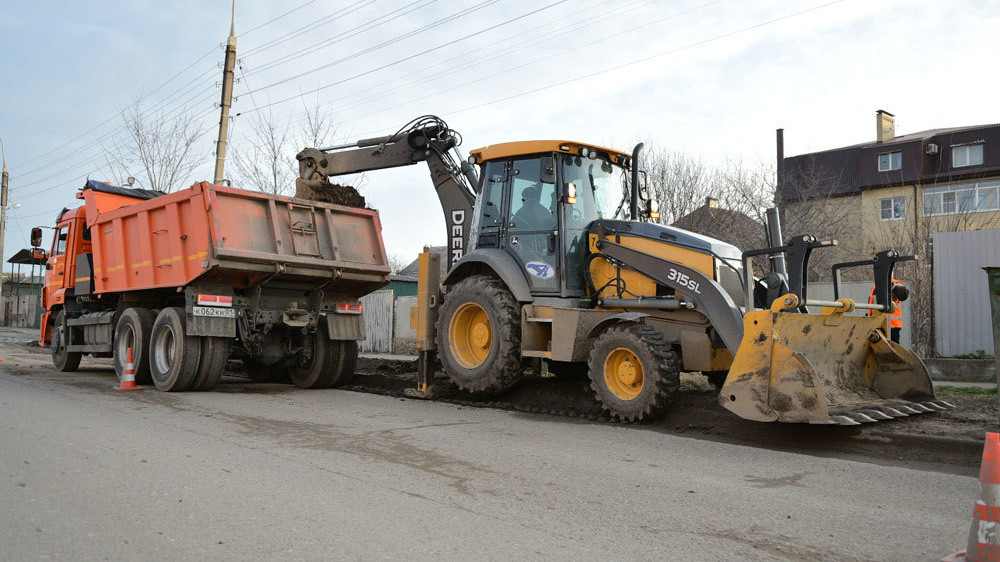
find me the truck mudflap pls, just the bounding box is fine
[720,294,954,425]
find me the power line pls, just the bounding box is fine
[239,0,565,115]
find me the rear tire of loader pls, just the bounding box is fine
[114,308,155,385]
[190,337,232,391]
[436,275,523,394]
[149,307,201,392]
[289,325,358,389]
[51,311,82,373]
[587,322,679,422]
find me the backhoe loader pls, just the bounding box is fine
[296,115,952,425]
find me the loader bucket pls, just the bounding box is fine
[720,295,953,425]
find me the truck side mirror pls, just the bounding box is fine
[540,157,556,184]
[30,227,42,248]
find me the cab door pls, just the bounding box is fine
[504,158,560,294]
[44,223,71,307]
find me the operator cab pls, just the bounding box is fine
[468,141,650,298]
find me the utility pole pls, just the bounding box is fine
[0,139,9,323]
[213,0,237,185]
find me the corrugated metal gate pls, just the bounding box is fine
[932,229,1000,356]
[360,290,394,353]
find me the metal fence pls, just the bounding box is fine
[932,229,1000,356]
[360,290,394,353]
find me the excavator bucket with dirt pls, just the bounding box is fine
[720,294,953,425]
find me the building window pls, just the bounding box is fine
[952,143,984,167]
[923,179,1000,216]
[878,151,902,172]
[880,197,906,220]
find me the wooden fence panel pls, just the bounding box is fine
[360,290,394,353]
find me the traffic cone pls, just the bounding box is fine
[114,347,143,391]
[943,432,1000,561]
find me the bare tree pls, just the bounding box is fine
[103,95,207,192]
[387,253,410,274]
[230,109,293,195]
[777,155,858,280]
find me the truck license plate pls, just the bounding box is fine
[192,306,236,318]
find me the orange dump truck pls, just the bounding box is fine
[33,179,389,391]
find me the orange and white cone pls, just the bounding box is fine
[943,432,1000,562]
[114,347,143,391]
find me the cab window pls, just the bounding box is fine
[52,227,68,256]
[509,159,557,231]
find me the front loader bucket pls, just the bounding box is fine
[720,299,953,425]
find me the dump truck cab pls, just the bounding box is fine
[38,206,90,344]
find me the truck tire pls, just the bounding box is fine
[587,322,679,422]
[327,340,358,387]
[149,307,201,392]
[245,360,290,383]
[51,311,82,372]
[114,308,155,385]
[289,326,357,389]
[190,337,232,391]
[436,275,523,394]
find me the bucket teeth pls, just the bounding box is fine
[911,403,935,413]
[922,402,947,411]
[831,415,861,426]
[859,409,893,421]
[853,412,879,423]
[872,405,908,418]
[936,400,957,409]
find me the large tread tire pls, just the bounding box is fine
[436,275,523,394]
[113,308,155,385]
[51,311,82,372]
[149,307,201,392]
[289,325,357,389]
[587,322,680,422]
[245,360,290,383]
[190,337,232,391]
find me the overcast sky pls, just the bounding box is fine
[1,0,998,266]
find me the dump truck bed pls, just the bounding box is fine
[83,182,389,297]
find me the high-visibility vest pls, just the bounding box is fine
[868,280,903,329]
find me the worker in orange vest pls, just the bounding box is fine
[868,279,908,343]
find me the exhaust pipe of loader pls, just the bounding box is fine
[630,143,643,220]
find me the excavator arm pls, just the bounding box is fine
[295,116,480,268]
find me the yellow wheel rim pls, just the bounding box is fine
[449,302,492,369]
[604,347,644,400]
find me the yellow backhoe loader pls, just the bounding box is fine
[296,115,951,425]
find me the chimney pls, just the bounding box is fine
[876,109,895,143]
[705,196,719,209]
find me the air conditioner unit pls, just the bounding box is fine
[926,142,939,155]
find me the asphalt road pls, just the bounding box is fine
[0,338,982,561]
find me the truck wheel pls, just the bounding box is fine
[114,308,155,385]
[51,311,82,372]
[149,307,201,392]
[587,323,679,422]
[436,275,523,394]
[245,360,290,383]
[327,340,358,387]
[289,326,357,389]
[190,337,232,391]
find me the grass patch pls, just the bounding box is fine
[935,385,997,396]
